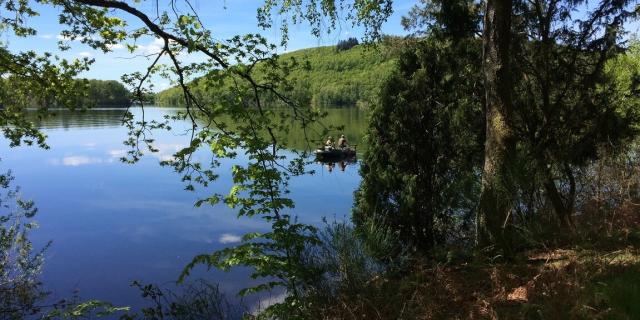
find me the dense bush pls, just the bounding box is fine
[353,36,484,253]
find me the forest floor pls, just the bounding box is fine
[317,243,640,319]
[310,202,640,319]
[416,247,640,319]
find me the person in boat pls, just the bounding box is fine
[337,134,349,149]
[325,136,335,150]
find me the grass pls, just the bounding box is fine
[578,252,640,320]
[598,268,640,319]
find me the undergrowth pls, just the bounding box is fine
[296,204,640,320]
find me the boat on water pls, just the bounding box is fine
[314,146,356,162]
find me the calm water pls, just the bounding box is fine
[0,107,368,312]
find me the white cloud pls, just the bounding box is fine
[49,156,103,166]
[150,143,184,162]
[219,233,242,244]
[107,149,128,163]
[78,51,92,57]
[135,38,165,55]
[158,154,175,162]
[107,43,125,50]
[108,149,127,157]
[57,34,85,41]
[108,144,184,162]
[40,34,54,39]
[63,156,102,166]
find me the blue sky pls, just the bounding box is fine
[2,0,416,91]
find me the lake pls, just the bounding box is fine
[0,106,368,313]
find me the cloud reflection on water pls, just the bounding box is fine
[219,233,242,244]
[49,155,104,166]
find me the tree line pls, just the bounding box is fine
[0,77,132,108]
[83,79,132,108]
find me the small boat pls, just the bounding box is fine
[314,147,356,162]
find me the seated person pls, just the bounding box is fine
[324,136,334,150]
[337,134,349,149]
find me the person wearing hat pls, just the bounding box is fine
[325,136,335,150]
[337,134,349,149]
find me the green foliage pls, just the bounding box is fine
[45,300,129,319]
[83,79,131,108]
[0,50,90,148]
[0,0,132,148]
[585,264,640,319]
[335,38,359,52]
[402,0,481,38]
[0,0,395,317]
[504,4,640,231]
[307,219,390,296]
[2,0,640,317]
[155,43,398,108]
[354,1,484,255]
[354,36,484,252]
[120,280,242,320]
[355,0,640,258]
[257,0,392,44]
[180,215,322,317]
[0,170,47,318]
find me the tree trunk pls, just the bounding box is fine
[543,163,576,230]
[477,0,516,252]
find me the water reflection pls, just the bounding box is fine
[1,106,368,311]
[29,107,370,152]
[158,107,370,152]
[28,108,128,130]
[317,158,359,174]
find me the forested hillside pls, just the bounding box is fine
[155,41,399,108]
[84,79,131,108]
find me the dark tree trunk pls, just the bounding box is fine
[543,163,576,230]
[477,0,516,252]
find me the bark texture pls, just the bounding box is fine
[477,0,516,251]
